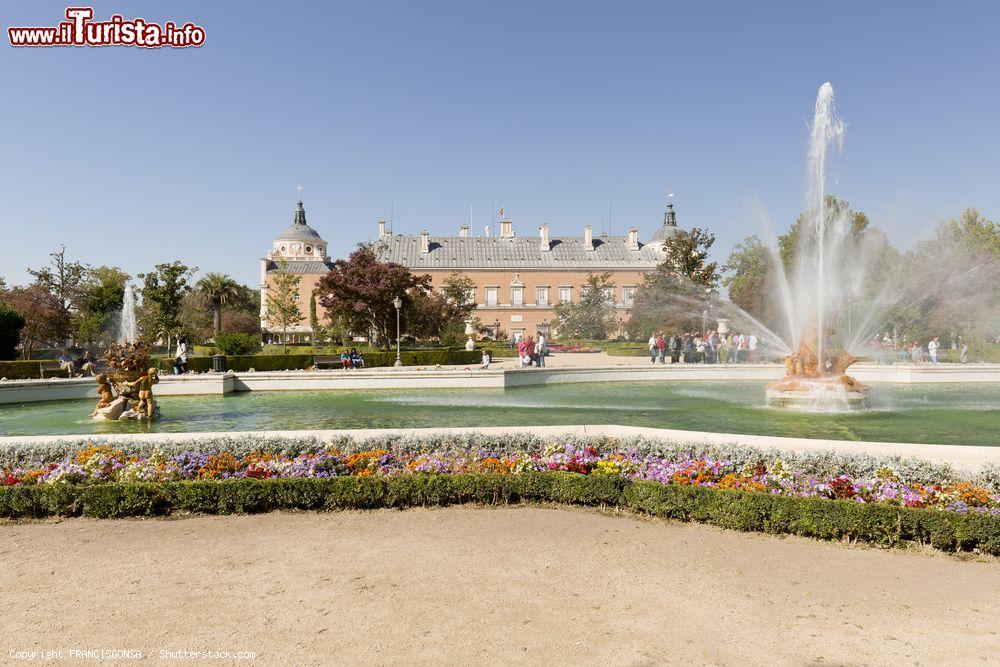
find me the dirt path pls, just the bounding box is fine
[2,507,997,665]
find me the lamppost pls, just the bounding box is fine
[393,296,403,367]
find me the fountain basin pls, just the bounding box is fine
[765,377,871,411]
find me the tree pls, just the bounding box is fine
[309,293,322,344]
[896,208,1000,342]
[721,235,785,332]
[629,228,721,334]
[554,272,618,339]
[138,261,196,349]
[27,245,88,343]
[266,259,303,352]
[407,272,478,342]
[196,272,241,338]
[778,196,870,272]
[0,300,26,360]
[316,244,431,349]
[77,266,130,345]
[3,284,63,359]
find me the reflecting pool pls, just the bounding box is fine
[1,381,998,445]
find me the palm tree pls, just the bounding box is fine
[196,273,240,339]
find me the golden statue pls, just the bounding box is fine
[770,323,866,394]
[128,367,159,418]
[90,373,116,416]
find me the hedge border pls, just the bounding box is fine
[2,473,996,555]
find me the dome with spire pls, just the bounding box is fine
[270,199,328,260]
[646,201,682,244]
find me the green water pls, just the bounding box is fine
[0,382,997,445]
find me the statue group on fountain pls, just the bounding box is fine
[91,340,160,421]
[772,323,866,393]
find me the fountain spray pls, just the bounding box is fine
[119,282,137,344]
[807,82,845,374]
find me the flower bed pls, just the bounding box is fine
[2,440,999,554]
[3,443,996,515]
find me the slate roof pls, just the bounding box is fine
[376,234,666,270]
[264,259,333,274]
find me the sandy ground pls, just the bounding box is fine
[2,507,998,666]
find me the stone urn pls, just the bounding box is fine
[464,318,476,351]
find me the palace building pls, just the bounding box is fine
[259,198,334,343]
[260,196,684,342]
[376,202,683,340]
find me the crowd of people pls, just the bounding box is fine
[646,331,770,365]
[515,333,548,367]
[339,348,365,369]
[56,349,97,377]
[870,334,969,365]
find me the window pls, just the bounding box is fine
[486,287,498,306]
[464,287,476,305]
[602,286,615,305]
[305,245,313,254]
[511,286,523,305]
[559,287,572,303]
[623,286,636,307]
[536,287,549,306]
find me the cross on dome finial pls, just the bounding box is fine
[296,184,304,202]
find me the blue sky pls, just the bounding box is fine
[2,1,998,287]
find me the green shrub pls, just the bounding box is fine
[213,333,261,356]
[2,474,997,555]
[0,360,42,379]
[0,302,25,361]
[363,349,481,367]
[153,350,482,373]
[227,354,315,372]
[155,356,214,373]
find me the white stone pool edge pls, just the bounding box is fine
[2,424,998,469]
[2,362,999,405]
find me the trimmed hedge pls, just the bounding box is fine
[155,350,482,374]
[0,360,45,380]
[362,349,481,367]
[2,473,996,555]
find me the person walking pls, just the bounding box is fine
[535,332,546,368]
[648,333,657,364]
[656,334,666,364]
[748,333,758,364]
[928,336,941,364]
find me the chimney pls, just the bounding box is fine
[627,227,639,251]
[459,225,469,238]
[420,229,430,254]
[485,225,491,238]
[584,225,594,251]
[539,223,550,252]
[378,219,387,238]
[500,219,513,238]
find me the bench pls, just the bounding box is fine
[39,360,69,378]
[313,355,341,369]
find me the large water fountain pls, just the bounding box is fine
[91,282,159,421]
[755,83,867,409]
